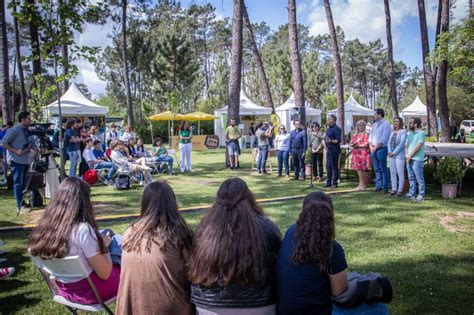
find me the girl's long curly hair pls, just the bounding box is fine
[291,192,335,273]
[187,178,267,287]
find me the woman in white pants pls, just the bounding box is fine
[388,117,407,197]
[178,121,193,172]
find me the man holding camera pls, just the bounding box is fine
[1,112,35,211]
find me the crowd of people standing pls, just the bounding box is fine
[225,108,426,201]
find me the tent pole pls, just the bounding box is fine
[198,121,200,135]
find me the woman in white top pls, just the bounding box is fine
[275,125,291,177]
[28,177,120,304]
[110,140,152,185]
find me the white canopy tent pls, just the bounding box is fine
[328,94,374,134]
[401,96,427,124]
[44,83,108,117]
[275,93,322,131]
[214,91,272,145]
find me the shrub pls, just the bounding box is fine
[434,157,465,184]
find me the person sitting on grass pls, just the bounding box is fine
[116,181,194,314]
[276,192,392,315]
[28,177,120,305]
[152,137,174,175]
[188,178,281,314]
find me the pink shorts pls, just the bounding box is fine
[56,265,120,305]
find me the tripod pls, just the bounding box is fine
[303,151,318,191]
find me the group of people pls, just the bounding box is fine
[226,108,427,201]
[349,109,426,202]
[28,176,392,314]
[0,112,199,214]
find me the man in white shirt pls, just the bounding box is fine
[368,109,392,193]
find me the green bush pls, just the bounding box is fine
[434,157,465,184]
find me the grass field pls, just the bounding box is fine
[0,149,473,314]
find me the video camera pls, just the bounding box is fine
[27,123,54,137]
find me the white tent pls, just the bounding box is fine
[44,83,108,117]
[401,96,427,123]
[328,94,374,134]
[214,91,272,145]
[275,93,322,131]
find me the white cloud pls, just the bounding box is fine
[305,0,469,46]
[72,21,114,97]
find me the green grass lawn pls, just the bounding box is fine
[0,149,473,314]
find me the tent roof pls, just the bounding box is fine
[401,96,427,116]
[217,91,272,115]
[44,83,108,116]
[328,94,373,116]
[275,93,322,115]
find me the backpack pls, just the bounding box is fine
[29,189,44,207]
[114,174,130,190]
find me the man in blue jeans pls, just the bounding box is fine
[1,112,35,212]
[325,114,342,188]
[64,118,82,177]
[369,109,392,193]
[255,122,273,174]
[405,117,426,202]
[289,120,307,181]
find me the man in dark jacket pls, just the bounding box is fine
[289,120,307,180]
[325,114,342,188]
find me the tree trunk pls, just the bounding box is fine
[288,0,306,126]
[437,0,451,142]
[27,0,41,87]
[0,0,10,123]
[417,0,437,137]
[227,0,243,123]
[62,44,69,93]
[122,0,134,128]
[384,0,398,118]
[12,0,27,112]
[469,0,472,17]
[243,3,275,114]
[323,0,344,141]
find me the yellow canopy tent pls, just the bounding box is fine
[149,111,185,144]
[180,111,218,135]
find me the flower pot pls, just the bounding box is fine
[361,170,373,185]
[442,183,458,199]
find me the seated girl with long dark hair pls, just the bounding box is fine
[188,178,281,314]
[276,192,391,315]
[28,177,120,304]
[116,181,194,314]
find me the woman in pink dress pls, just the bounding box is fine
[350,120,371,190]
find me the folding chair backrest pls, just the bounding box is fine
[33,255,89,280]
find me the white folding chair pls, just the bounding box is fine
[30,254,115,314]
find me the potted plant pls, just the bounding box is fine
[434,157,465,199]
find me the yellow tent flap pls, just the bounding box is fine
[149,111,185,121]
[181,111,218,121]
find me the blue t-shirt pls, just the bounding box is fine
[93,149,105,159]
[64,128,78,152]
[276,224,348,314]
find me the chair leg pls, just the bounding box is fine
[64,305,77,314]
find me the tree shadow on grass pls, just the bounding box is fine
[352,253,474,315]
[0,290,42,313]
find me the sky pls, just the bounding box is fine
[8,0,471,97]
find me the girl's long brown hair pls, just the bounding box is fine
[187,178,267,287]
[292,192,335,273]
[28,177,107,259]
[122,181,193,254]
